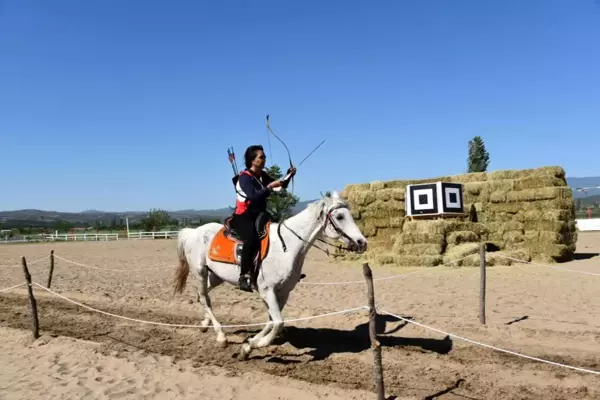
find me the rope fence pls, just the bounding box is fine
[33,282,368,329]
[494,254,600,277]
[381,309,600,376]
[53,254,176,272]
[0,283,26,293]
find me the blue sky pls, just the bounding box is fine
[1,0,599,212]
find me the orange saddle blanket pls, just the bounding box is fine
[208,219,271,265]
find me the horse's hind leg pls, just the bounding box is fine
[198,270,223,332]
[194,265,227,347]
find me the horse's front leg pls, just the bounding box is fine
[247,313,272,347]
[239,288,282,360]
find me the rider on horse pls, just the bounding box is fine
[231,145,296,292]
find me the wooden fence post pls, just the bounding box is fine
[479,243,486,325]
[47,250,55,289]
[21,257,40,339]
[362,262,385,400]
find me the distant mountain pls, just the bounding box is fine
[567,177,600,198]
[579,194,600,207]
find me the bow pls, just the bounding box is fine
[266,114,295,194]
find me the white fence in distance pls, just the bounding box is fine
[127,231,179,239]
[576,218,600,232]
[1,231,181,244]
[47,233,119,241]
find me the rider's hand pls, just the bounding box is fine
[286,167,297,177]
[268,180,283,190]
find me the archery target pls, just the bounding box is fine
[406,182,464,216]
[441,182,464,213]
[407,183,438,215]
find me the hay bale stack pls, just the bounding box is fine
[390,220,486,266]
[341,165,577,266]
[341,181,405,246]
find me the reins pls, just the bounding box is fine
[277,202,357,256]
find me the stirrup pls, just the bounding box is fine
[238,275,252,292]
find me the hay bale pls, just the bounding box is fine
[487,166,565,181]
[490,191,508,203]
[344,183,371,192]
[392,255,443,267]
[448,172,488,183]
[375,227,401,238]
[506,187,572,202]
[500,248,531,263]
[442,243,480,266]
[402,219,447,235]
[464,182,486,196]
[517,209,571,222]
[458,254,481,267]
[487,202,523,214]
[383,180,408,189]
[359,222,376,237]
[522,219,573,232]
[503,231,525,245]
[457,247,530,267]
[515,241,572,262]
[364,217,403,230]
[375,188,393,201]
[370,181,385,191]
[373,254,396,265]
[396,232,445,245]
[394,243,444,256]
[391,188,406,201]
[363,199,404,212]
[443,221,489,236]
[512,176,566,190]
[446,231,480,246]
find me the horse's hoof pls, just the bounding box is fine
[217,339,228,348]
[237,343,251,361]
[199,326,208,333]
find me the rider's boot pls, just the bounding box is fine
[238,273,252,292]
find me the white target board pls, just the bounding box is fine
[406,182,464,217]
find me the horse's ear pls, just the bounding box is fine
[330,190,339,199]
[324,191,331,198]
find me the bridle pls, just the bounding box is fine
[277,202,359,255]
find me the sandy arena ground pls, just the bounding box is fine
[1,232,599,399]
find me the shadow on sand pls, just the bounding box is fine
[573,252,599,260]
[239,312,452,362]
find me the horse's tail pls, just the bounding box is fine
[173,228,192,295]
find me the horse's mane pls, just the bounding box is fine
[303,192,348,215]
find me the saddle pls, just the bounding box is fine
[208,212,271,267]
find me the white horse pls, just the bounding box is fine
[173,190,367,360]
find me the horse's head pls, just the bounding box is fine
[318,190,367,254]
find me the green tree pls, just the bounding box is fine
[142,208,172,231]
[467,136,490,173]
[265,164,299,222]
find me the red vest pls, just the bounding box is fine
[234,170,253,215]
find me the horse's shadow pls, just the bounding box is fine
[236,313,453,362]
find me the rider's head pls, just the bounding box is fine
[244,145,266,171]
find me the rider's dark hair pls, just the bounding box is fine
[244,145,264,169]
